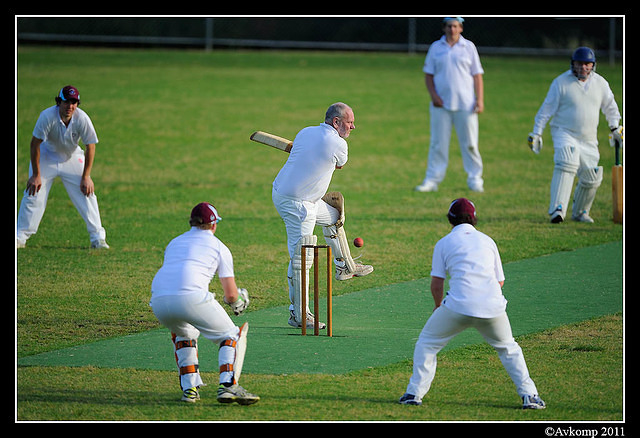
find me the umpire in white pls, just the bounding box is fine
[415,17,485,193]
[17,85,108,249]
[399,198,545,409]
[528,47,622,223]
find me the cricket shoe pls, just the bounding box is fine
[335,263,373,280]
[288,310,326,329]
[522,394,546,409]
[549,206,564,223]
[572,211,594,223]
[181,387,200,403]
[91,239,110,249]
[468,180,484,192]
[414,181,438,192]
[398,393,422,406]
[217,384,260,405]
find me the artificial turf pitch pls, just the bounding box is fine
[18,241,622,376]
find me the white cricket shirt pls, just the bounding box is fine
[272,123,348,202]
[151,227,235,297]
[423,35,484,112]
[533,70,621,142]
[32,106,99,162]
[430,223,507,318]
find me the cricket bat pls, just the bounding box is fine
[612,139,623,224]
[250,131,293,153]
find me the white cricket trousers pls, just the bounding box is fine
[406,305,538,400]
[16,149,106,244]
[422,105,483,189]
[150,291,240,390]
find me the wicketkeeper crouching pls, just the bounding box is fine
[150,202,259,405]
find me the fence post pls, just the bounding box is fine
[205,18,213,51]
[408,18,416,54]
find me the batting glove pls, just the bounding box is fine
[528,133,542,154]
[609,126,624,148]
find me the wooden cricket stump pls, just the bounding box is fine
[301,245,332,336]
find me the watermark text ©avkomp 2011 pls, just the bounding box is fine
[545,426,625,437]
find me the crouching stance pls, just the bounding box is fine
[399,199,545,410]
[150,202,259,405]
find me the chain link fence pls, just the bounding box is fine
[17,16,623,62]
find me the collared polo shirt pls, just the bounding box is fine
[33,106,99,162]
[423,35,484,112]
[151,227,235,297]
[430,223,506,318]
[272,123,348,202]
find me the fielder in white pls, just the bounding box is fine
[399,198,545,409]
[272,102,373,330]
[150,202,259,405]
[17,85,108,249]
[415,17,485,193]
[528,47,623,223]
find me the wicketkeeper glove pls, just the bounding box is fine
[528,133,543,154]
[609,126,624,148]
[224,288,250,316]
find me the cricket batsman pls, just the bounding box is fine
[272,102,373,330]
[528,47,622,223]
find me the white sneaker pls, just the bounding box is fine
[414,181,438,192]
[398,393,422,406]
[572,211,594,223]
[468,181,484,192]
[336,263,373,280]
[288,310,326,329]
[181,387,200,403]
[217,384,260,405]
[550,206,564,223]
[16,239,26,249]
[90,240,110,249]
[522,394,546,409]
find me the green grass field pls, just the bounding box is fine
[16,46,623,423]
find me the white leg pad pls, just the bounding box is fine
[572,166,603,217]
[219,323,249,385]
[289,235,317,323]
[549,146,579,217]
[173,335,203,390]
[548,164,578,217]
[323,224,356,273]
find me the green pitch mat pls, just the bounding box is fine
[18,241,622,375]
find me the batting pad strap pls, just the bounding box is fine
[219,339,237,349]
[175,339,197,350]
[220,364,234,373]
[179,364,199,375]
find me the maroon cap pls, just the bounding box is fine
[447,198,476,219]
[58,85,80,103]
[191,202,221,225]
